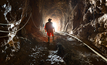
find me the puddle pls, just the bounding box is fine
[67,37,74,41]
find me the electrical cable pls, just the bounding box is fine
[0,23,8,25]
[0,13,31,38]
[0,35,8,38]
[31,14,40,29]
[17,13,31,32]
[0,30,9,33]
[65,33,107,62]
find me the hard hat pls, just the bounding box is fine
[48,18,52,21]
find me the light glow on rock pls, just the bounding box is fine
[70,31,73,34]
[98,14,107,21]
[52,22,57,32]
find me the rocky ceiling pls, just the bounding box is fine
[1,0,107,51]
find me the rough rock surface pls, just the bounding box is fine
[1,0,107,64]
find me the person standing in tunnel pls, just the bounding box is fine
[44,18,55,43]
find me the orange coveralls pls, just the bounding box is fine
[44,22,54,36]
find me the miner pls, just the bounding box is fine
[44,18,55,43]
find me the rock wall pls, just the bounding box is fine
[0,0,27,45]
[67,0,107,53]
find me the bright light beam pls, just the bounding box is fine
[52,22,57,31]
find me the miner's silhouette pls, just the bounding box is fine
[44,18,55,43]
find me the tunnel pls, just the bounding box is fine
[1,0,107,65]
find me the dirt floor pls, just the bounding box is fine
[0,33,107,65]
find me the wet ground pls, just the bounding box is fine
[0,33,107,65]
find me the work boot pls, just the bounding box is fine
[48,36,50,43]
